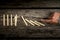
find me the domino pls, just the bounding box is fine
[3,14,5,26]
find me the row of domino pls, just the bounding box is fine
[3,14,45,27]
[21,16,45,26]
[3,14,18,26]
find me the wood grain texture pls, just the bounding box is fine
[0,9,60,38]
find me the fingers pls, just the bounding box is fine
[41,19,52,23]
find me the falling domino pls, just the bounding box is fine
[25,19,35,26]
[14,14,18,26]
[7,14,9,26]
[21,16,28,26]
[30,20,40,26]
[34,21,45,26]
[3,14,5,26]
[11,14,13,26]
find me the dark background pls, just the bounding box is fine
[0,0,60,39]
[0,0,60,8]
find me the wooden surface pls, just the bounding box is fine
[0,0,60,39]
[0,9,60,38]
